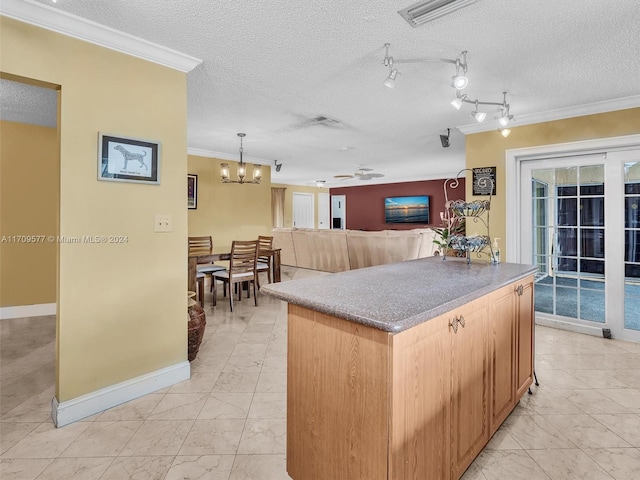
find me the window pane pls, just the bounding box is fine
[581,229,604,258]
[580,289,605,323]
[555,286,577,318]
[534,284,553,314]
[558,198,577,226]
[625,231,640,263]
[580,198,604,226]
[557,227,577,256]
[625,197,640,228]
[580,165,604,192]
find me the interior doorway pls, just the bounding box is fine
[331,195,346,229]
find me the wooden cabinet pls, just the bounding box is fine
[286,275,534,480]
[516,279,535,397]
[449,297,490,479]
[489,283,517,434]
[390,312,451,480]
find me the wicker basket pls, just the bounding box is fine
[187,293,206,361]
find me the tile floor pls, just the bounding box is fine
[2,266,640,479]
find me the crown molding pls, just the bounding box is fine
[187,147,271,165]
[0,0,202,73]
[457,95,640,134]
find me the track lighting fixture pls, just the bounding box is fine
[274,160,282,172]
[499,128,511,137]
[440,128,451,148]
[380,44,516,136]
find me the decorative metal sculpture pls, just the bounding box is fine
[440,169,496,264]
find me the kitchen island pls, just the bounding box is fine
[261,256,537,480]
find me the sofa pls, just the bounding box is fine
[272,227,438,273]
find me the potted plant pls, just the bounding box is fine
[433,217,466,256]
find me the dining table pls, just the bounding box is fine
[188,248,282,294]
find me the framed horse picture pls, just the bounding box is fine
[98,133,160,184]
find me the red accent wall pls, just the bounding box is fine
[330,178,465,231]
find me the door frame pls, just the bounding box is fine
[506,134,640,340]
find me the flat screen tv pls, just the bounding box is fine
[384,195,430,224]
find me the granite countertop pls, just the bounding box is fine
[261,257,537,333]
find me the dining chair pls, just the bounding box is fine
[212,239,259,312]
[189,236,225,304]
[256,235,274,288]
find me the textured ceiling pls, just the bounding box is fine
[9,0,640,185]
[0,79,57,127]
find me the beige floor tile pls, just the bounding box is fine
[598,389,640,412]
[502,414,576,450]
[248,392,287,419]
[541,414,630,448]
[560,389,632,414]
[0,422,41,455]
[35,457,114,480]
[95,393,165,422]
[99,455,175,480]
[584,448,640,480]
[255,372,287,393]
[475,450,550,479]
[198,392,253,419]
[147,393,209,420]
[592,414,640,446]
[229,454,291,480]
[212,372,260,392]
[485,428,522,450]
[528,448,614,479]
[168,372,221,394]
[1,421,90,459]
[0,458,53,480]
[237,418,286,454]
[119,420,193,456]
[164,455,235,480]
[178,419,245,455]
[59,420,142,457]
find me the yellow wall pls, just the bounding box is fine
[465,107,640,259]
[272,183,329,229]
[1,18,188,402]
[0,121,58,306]
[187,155,273,251]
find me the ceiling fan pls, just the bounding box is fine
[333,167,385,181]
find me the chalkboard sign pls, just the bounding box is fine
[472,167,496,195]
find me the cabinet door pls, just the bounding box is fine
[516,277,535,398]
[489,284,517,434]
[450,297,489,480]
[390,313,451,480]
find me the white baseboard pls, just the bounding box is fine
[0,303,56,320]
[535,315,605,337]
[51,361,190,427]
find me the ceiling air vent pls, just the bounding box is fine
[398,0,480,28]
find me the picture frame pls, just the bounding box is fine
[188,174,198,209]
[98,133,160,184]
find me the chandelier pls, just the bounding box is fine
[220,133,262,184]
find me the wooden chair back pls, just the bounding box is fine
[229,240,259,279]
[189,236,213,260]
[258,235,274,262]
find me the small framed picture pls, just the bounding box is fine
[98,133,160,184]
[188,174,198,209]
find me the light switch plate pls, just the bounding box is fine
[154,214,172,232]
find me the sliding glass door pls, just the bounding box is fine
[520,150,640,342]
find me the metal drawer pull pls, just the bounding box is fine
[516,284,524,296]
[458,315,465,328]
[449,317,459,333]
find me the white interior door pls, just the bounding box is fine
[293,192,314,229]
[318,193,330,229]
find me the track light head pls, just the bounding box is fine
[274,160,282,172]
[499,128,511,137]
[472,111,486,122]
[384,68,398,89]
[451,74,468,90]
